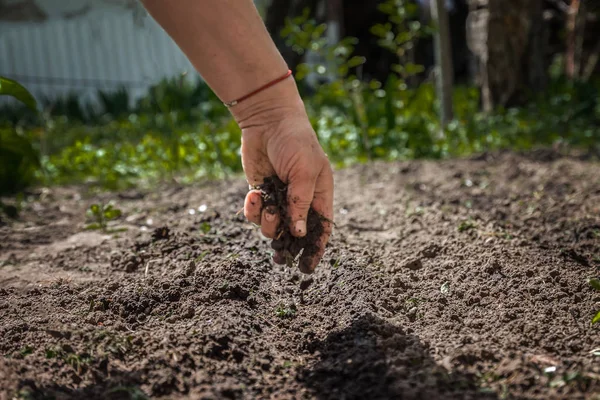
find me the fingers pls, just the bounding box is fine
[260,206,280,238]
[286,169,318,238]
[244,190,281,238]
[244,190,262,225]
[299,163,334,273]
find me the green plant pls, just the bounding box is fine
[457,220,477,233]
[275,303,297,318]
[0,77,37,110]
[200,222,212,234]
[0,76,40,195]
[86,203,123,232]
[371,0,429,81]
[19,345,33,357]
[0,7,597,194]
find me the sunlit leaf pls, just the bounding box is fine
[0,76,37,111]
[200,222,211,234]
[85,223,102,231]
[347,56,367,68]
[593,311,600,325]
[104,207,122,220]
[90,204,101,215]
[404,63,425,76]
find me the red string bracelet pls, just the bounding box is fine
[223,69,293,108]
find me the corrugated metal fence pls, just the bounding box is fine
[0,9,198,107]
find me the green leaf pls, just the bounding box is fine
[404,63,425,76]
[347,56,367,68]
[19,345,34,356]
[103,207,122,220]
[0,76,37,111]
[200,222,211,234]
[588,278,600,291]
[90,204,101,215]
[593,311,600,325]
[85,223,102,231]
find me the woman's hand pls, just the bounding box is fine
[141,0,331,271]
[235,101,334,273]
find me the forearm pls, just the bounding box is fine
[141,0,305,126]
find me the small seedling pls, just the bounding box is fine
[86,203,122,232]
[589,278,600,324]
[45,347,60,359]
[404,297,425,311]
[195,250,209,262]
[218,280,230,292]
[19,345,33,357]
[275,303,297,318]
[457,220,477,232]
[199,222,211,234]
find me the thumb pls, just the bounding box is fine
[286,171,317,238]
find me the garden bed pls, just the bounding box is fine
[1,151,599,399]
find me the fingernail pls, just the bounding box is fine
[265,212,276,222]
[295,220,306,236]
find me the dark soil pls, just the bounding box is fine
[1,151,599,400]
[258,176,324,273]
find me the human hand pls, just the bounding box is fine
[237,108,334,273]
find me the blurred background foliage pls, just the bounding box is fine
[0,0,599,196]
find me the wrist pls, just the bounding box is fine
[229,76,308,131]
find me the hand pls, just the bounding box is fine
[239,112,334,273]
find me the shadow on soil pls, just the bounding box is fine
[11,371,146,400]
[299,314,498,400]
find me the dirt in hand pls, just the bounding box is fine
[258,175,324,274]
[1,151,599,400]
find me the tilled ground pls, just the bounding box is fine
[1,151,599,400]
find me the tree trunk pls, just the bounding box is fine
[565,0,580,79]
[466,0,547,111]
[431,0,454,125]
[525,0,547,92]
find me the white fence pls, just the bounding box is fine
[0,6,198,108]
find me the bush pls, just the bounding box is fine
[0,76,40,195]
[1,3,598,193]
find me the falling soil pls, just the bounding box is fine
[1,151,599,400]
[258,175,324,273]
